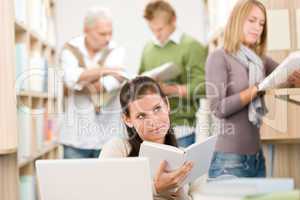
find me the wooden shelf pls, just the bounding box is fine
[18,142,59,168]
[14,21,27,33]
[261,88,300,141]
[0,147,17,155]
[14,20,56,52]
[262,137,300,144]
[17,91,56,99]
[29,31,40,43]
[266,88,300,96]
[1,0,59,199]
[261,87,300,188]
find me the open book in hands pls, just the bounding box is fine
[114,62,181,82]
[142,62,181,81]
[99,62,181,107]
[258,51,300,91]
[139,135,217,186]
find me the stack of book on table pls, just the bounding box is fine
[193,178,299,200]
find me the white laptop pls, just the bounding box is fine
[36,158,153,200]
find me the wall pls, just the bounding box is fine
[56,0,207,73]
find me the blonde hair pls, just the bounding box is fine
[144,0,176,23]
[223,0,267,56]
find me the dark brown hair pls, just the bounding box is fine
[120,76,178,157]
[144,0,176,22]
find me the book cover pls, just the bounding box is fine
[139,135,217,185]
[201,178,294,197]
[20,175,36,200]
[18,106,33,159]
[15,43,29,91]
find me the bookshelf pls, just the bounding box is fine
[1,0,60,199]
[259,0,300,188]
[0,0,18,199]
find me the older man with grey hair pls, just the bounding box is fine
[60,7,126,158]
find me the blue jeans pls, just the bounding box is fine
[208,149,266,179]
[177,132,195,148]
[63,145,101,159]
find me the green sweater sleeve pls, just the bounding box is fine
[184,42,207,98]
[138,46,147,74]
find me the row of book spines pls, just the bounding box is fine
[18,106,57,159]
[15,44,49,93]
[14,0,56,45]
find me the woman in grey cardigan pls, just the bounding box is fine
[206,0,299,178]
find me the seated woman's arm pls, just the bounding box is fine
[153,160,193,200]
[99,137,130,158]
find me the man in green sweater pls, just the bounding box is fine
[140,0,207,146]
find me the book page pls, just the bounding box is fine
[181,135,217,185]
[139,142,185,177]
[267,9,291,51]
[142,62,181,81]
[109,62,181,82]
[142,141,182,154]
[258,51,300,91]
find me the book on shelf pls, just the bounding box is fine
[44,59,49,92]
[14,0,27,24]
[45,105,57,142]
[47,17,56,46]
[139,135,217,186]
[28,0,41,33]
[28,0,54,41]
[47,66,56,97]
[258,51,300,91]
[20,175,37,200]
[46,118,58,142]
[18,106,33,159]
[32,108,46,151]
[40,0,48,40]
[15,43,29,91]
[28,53,48,92]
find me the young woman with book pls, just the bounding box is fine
[99,76,194,200]
[206,0,299,179]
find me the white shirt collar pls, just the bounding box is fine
[153,28,183,47]
[68,35,116,58]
